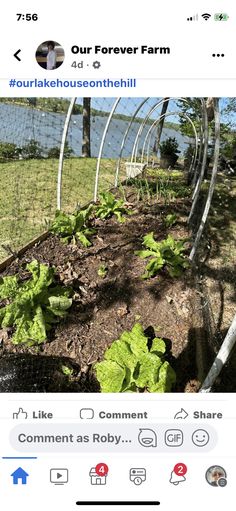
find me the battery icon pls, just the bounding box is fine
[214,13,229,21]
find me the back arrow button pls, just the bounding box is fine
[14,49,21,61]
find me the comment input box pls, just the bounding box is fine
[10,424,217,453]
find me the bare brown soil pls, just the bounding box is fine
[0,189,202,392]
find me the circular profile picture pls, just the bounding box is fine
[35,41,65,70]
[205,465,227,487]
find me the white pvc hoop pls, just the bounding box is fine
[131,98,202,166]
[140,112,198,175]
[200,313,236,393]
[93,98,121,202]
[189,101,209,222]
[114,98,203,187]
[57,97,77,210]
[114,98,149,187]
[190,98,220,261]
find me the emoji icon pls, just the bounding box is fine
[192,429,209,447]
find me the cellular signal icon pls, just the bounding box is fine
[187,14,198,21]
[202,13,211,20]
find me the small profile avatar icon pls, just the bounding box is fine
[35,41,65,70]
[205,465,227,487]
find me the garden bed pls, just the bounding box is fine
[0,180,206,392]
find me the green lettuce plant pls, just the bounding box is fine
[136,233,189,279]
[95,192,129,223]
[61,365,73,376]
[97,264,108,278]
[95,323,176,393]
[50,205,96,246]
[164,213,177,228]
[0,260,72,346]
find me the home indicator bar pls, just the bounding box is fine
[76,502,160,506]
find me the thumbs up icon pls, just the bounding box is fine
[13,408,28,419]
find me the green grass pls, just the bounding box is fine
[0,157,124,262]
[146,168,183,180]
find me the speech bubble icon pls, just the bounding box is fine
[138,428,157,447]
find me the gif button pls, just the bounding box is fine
[165,429,183,447]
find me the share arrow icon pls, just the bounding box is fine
[174,408,188,419]
[14,49,21,61]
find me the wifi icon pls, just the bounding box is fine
[202,13,211,20]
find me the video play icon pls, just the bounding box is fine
[50,468,68,485]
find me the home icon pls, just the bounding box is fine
[11,467,29,485]
[89,467,107,485]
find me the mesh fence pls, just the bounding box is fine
[1,96,236,390]
[0,97,191,262]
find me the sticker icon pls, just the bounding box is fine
[138,429,157,447]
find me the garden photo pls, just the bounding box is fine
[0,97,236,393]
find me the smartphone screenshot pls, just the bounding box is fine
[0,2,235,510]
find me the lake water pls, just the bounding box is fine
[0,103,190,158]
